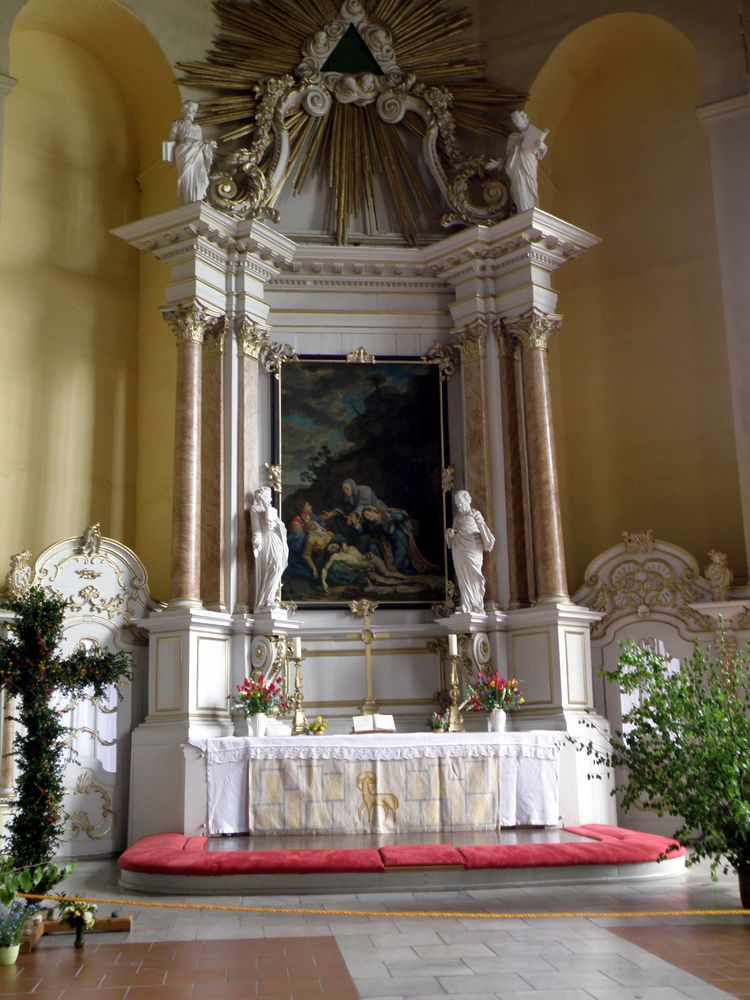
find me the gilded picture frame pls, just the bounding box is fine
[276,357,448,606]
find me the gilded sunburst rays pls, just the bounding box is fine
[178,0,522,243]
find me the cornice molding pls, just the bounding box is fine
[697,92,750,124]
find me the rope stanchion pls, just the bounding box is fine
[22,894,750,921]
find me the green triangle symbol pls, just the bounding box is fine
[321,24,384,75]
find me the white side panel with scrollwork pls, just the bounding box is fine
[30,526,161,856]
[574,530,750,836]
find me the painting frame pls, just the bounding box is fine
[274,355,449,608]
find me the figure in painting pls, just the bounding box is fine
[164,100,216,205]
[504,109,548,213]
[446,490,495,614]
[251,487,288,611]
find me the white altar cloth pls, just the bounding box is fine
[189,731,563,836]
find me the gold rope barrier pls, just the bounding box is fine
[22,894,750,920]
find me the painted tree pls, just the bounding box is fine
[0,587,133,884]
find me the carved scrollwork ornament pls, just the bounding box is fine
[6,550,34,597]
[346,346,375,363]
[502,309,562,352]
[261,339,299,376]
[441,466,456,493]
[349,598,378,619]
[421,341,460,380]
[623,530,655,554]
[265,463,282,493]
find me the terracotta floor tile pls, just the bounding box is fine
[123,987,194,1000]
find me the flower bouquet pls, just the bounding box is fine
[58,899,96,949]
[232,674,291,717]
[466,671,524,712]
[426,711,449,732]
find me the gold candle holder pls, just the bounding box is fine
[446,654,464,733]
[291,654,307,736]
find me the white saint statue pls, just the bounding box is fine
[251,487,288,612]
[163,100,216,205]
[504,109,548,213]
[446,490,495,614]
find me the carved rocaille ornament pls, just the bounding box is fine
[234,317,298,374]
[177,0,525,245]
[421,341,460,379]
[502,309,562,351]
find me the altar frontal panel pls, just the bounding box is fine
[248,755,500,834]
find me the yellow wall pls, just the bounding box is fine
[0,1,178,600]
[0,29,140,565]
[527,14,745,589]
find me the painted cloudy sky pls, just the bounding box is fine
[280,361,433,487]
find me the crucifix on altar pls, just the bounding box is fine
[348,598,388,715]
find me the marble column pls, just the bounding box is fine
[201,316,227,610]
[451,318,498,607]
[162,303,211,608]
[495,323,532,607]
[504,308,568,603]
[234,319,267,612]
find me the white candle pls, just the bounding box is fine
[293,636,302,660]
[448,634,458,656]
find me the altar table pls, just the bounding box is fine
[189,731,563,836]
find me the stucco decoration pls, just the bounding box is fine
[574,532,719,639]
[178,0,525,244]
[27,528,162,855]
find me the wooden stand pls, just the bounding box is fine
[20,915,133,953]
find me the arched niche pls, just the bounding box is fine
[0,0,178,600]
[524,13,744,593]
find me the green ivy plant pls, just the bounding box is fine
[0,587,133,889]
[578,632,750,878]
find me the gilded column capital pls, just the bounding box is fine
[502,309,562,351]
[162,302,217,345]
[235,317,270,360]
[202,314,227,355]
[451,318,490,362]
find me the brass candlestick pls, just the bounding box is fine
[291,654,307,735]
[447,654,464,732]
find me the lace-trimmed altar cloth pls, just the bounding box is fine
[188,732,563,836]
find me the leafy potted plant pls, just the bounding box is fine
[0,899,28,965]
[0,855,75,964]
[466,671,524,732]
[577,633,750,902]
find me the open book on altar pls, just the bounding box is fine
[352,714,396,734]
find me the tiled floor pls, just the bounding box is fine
[3,857,747,999]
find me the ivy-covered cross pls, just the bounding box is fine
[0,587,133,884]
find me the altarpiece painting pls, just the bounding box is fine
[277,359,447,605]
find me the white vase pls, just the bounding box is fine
[249,712,267,737]
[0,944,20,966]
[487,708,506,733]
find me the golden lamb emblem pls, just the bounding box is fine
[356,770,399,825]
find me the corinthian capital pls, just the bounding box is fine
[162,302,218,345]
[451,317,490,362]
[235,317,270,360]
[203,315,227,354]
[502,309,562,351]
